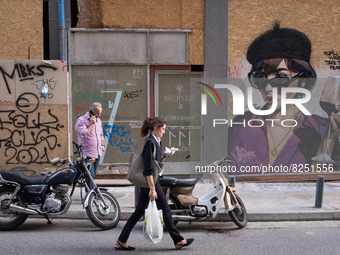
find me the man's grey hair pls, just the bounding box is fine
[90,102,102,111]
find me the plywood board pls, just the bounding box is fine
[0,60,69,173]
[0,0,42,59]
[228,0,340,78]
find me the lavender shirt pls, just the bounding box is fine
[228,113,329,171]
[75,113,104,159]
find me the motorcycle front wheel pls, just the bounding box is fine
[86,190,120,230]
[228,193,247,228]
[0,186,28,230]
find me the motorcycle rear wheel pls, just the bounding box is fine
[0,186,28,231]
[228,193,247,228]
[86,190,120,230]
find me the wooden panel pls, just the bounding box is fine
[182,0,205,29]
[0,0,42,59]
[188,29,204,65]
[100,0,182,29]
[0,60,69,173]
[76,0,103,28]
[228,0,340,78]
[97,0,205,65]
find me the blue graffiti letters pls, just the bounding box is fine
[103,124,137,152]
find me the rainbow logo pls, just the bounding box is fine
[196,82,223,106]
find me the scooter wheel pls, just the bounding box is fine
[228,193,247,228]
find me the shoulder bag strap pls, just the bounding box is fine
[152,143,157,160]
[140,139,157,160]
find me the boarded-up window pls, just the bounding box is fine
[155,71,202,162]
[72,65,147,163]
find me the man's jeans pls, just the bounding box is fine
[86,155,100,190]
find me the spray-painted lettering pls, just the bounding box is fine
[103,124,137,152]
[0,63,57,94]
[0,93,64,165]
[123,90,143,102]
[324,51,340,70]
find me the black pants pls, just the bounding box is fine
[118,180,184,244]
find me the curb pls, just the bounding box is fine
[42,209,340,222]
[248,212,340,221]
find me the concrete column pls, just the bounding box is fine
[202,0,229,164]
[204,0,228,78]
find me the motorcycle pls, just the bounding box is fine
[0,142,120,231]
[159,158,247,228]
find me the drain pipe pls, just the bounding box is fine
[58,0,66,60]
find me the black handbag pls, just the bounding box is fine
[127,142,163,188]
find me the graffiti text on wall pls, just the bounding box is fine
[0,63,57,94]
[123,90,143,102]
[32,77,59,102]
[0,93,64,165]
[103,124,137,152]
[324,51,340,70]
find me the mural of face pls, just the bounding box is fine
[258,59,300,111]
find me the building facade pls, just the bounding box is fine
[1,0,339,176]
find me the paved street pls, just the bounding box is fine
[1,219,340,255]
[1,180,340,255]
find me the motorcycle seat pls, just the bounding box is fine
[160,176,197,187]
[0,170,47,185]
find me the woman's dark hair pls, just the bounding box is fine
[140,117,166,137]
[249,58,317,91]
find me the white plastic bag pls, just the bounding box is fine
[143,200,164,244]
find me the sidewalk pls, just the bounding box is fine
[52,179,340,222]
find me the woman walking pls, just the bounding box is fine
[115,117,194,251]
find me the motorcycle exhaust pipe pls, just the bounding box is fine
[9,204,39,215]
[172,215,198,221]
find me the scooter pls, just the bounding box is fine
[159,158,247,228]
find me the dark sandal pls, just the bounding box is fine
[175,238,194,250]
[115,240,135,251]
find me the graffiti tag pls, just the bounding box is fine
[324,51,340,70]
[103,124,137,152]
[0,93,64,165]
[123,90,143,102]
[0,63,57,94]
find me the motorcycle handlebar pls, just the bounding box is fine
[72,141,82,155]
[75,155,94,165]
[52,157,72,166]
[72,142,94,164]
[51,143,90,167]
[60,158,68,164]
